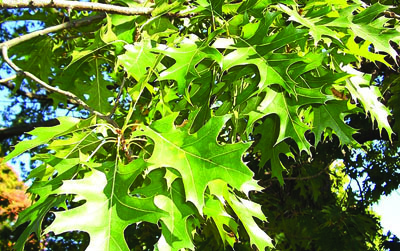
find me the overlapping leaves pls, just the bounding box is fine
[46,160,165,251]
[4,0,399,250]
[132,114,257,211]
[9,115,271,250]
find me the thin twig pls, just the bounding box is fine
[283,164,331,181]
[384,11,400,20]
[0,0,194,17]
[0,75,17,83]
[2,46,117,127]
[109,78,126,118]
[0,0,152,15]
[0,14,118,127]
[0,76,85,106]
[0,13,106,49]
[0,80,50,100]
[2,46,89,110]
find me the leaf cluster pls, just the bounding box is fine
[1,0,400,250]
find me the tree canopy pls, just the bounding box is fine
[0,0,400,250]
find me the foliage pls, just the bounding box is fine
[0,0,400,250]
[0,159,33,250]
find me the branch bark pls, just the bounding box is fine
[1,43,110,116]
[282,164,331,181]
[0,76,89,107]
[0,13,119,128]
[0,0,153,16]
[0,75,17,84]
[0,78,51,100]
[0,13,106,49]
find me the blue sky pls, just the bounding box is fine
[373,190,400,236]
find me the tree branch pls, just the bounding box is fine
[283,164,330,181]
[265,163,332,182]
[0,0,153,16]
[0,75,17,84]
[0,13,106,49]
[384,11,400,20]
[2,45,109,115]
[0,78,51,100]
[0,13,119,128]
[0,76,88,107]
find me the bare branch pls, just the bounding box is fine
[384,11,400,20]
[109,78,126,118]
[0,0,194,17]
[0,0,152,15]
[283,164,331,181]
[0,13,119,127]
[0,75,17,84]
[3,46,92,111]
[0,79,50,100]
[0,13,106,49]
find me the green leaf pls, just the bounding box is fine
[281,2,400,60]
[204,195,238,247]
[152,0,185,16]
[343,36,389,66]
[196,0,224,16]
[352,3,389,24]
[254,116,294,184]
[133,114,256,212]
[227,193,273,250]
[45,160,166,250]
[222,25,308,95]
[110,15,137,44]
[118,40,160,82]
[249,85,329,153]
[155,181,196,250]
[312,100,359,145]
[156,36,222,93]
[14,197,66,251]
[343,66,393,138]
[208,180,273,250]
[278,4,336,44]
[85,59,114,114]
[14,157,82,250]
[5,117,80,162]
[66,32,104,69]
[133,168,197,250]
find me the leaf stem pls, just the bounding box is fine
[109,78,126,118]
